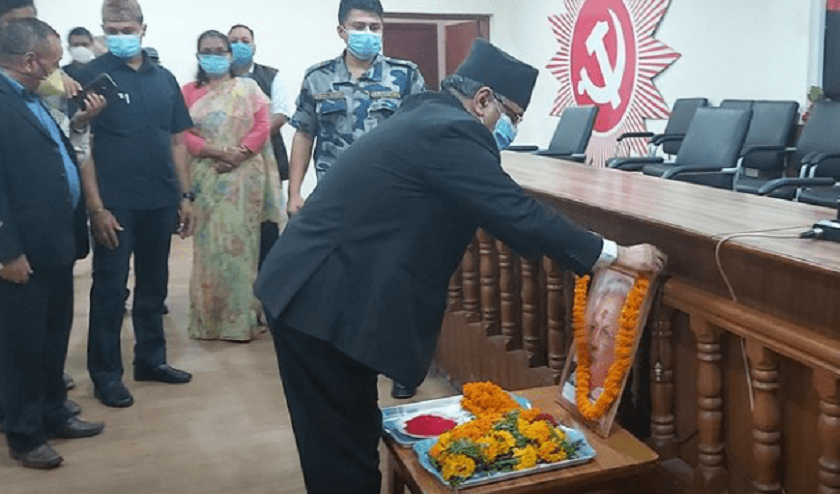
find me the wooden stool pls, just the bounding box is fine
[384,387,658,493]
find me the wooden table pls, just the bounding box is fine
[384,387,658,493]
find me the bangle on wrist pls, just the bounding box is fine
[90,207,105,216]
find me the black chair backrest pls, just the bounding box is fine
[674,107,751,169]
[720,99,754,111]
[797,100,840,179]
[546,106,598,155]
[741,100,799,172]
[662,98,708,155]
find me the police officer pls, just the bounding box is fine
[286,0,426,399]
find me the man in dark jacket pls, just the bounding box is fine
[255,40,665,493]
[0,18,104,470]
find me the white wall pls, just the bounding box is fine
[39,0,823,157]
[507,0,820,145]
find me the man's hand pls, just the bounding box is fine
[179,200,195,239]
[614,244,667,273]
[72,93,107,128]
[287,193,304,217]
[91,209,124,249]
[0,255,33,284]
[61,72,82,99]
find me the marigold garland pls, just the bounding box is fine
[572,274,649,421]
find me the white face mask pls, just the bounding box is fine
[69,46,95,64]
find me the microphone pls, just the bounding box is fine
[800,199,840,243]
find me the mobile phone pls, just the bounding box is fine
[74,73,118,110]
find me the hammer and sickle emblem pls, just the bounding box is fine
[576,9,626,109]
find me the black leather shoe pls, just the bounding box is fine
[134,364,192,384]
[391,382,417,399]
[47,416,105,439]
[95,381,134,408]
[10,444,63,469]
[63,373,76,390]
[65,399,81,416]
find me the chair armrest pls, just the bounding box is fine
[757,177,837,196]
[650,134,686,146]
[661,165,733,180]
[740,145,794,158]
[616,132,655,143]
[607,157,664,171]
[507,145,540,152]
[566,154,587,163]
[811,152,840,165]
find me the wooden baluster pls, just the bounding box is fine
[692,318,729,494]
[477,229,500,335]
[649,305,678,458]
[461,238,480,322]
[447,265,462,312]
[521,257,544,367]
[497,240,520,350]
[815,369,840,494]
[745,341,781,494]
[545,258,567,383]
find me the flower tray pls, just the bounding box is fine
[413,425,596,489]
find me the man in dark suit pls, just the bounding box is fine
[0,18,104,470]
[255,39,666,493]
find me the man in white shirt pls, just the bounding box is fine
[228,24,290,287]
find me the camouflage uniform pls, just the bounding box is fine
[290,52,426,179]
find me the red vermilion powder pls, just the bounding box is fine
[405,414,457,436]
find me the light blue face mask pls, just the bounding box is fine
[494,114,518,151]
[230,42,254,67]
[107,34,142,59]
[345,29,382,61]
[199,54,232,77]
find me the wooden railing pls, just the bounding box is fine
[431,153,840,494]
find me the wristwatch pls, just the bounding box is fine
[182,191,196,202]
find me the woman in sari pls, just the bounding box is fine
[182,30,283,341]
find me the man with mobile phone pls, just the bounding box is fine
[0,18,105,470]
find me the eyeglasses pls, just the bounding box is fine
[494,94,523,126]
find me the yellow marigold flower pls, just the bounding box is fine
[522,420,553,443]
[513,445,538,471]
[538,441,568,463]
[441,454,476,482]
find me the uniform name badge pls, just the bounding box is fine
[313,91,344,101]
[369,90,401,99]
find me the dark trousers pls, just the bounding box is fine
[258,220,279,270]
[269,320,382,494]
[0,266,74,452]
[87,206,178,387]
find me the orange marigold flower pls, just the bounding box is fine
[537,441,568,463]
[461,382,520,418]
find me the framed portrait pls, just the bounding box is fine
[557,267,662,438]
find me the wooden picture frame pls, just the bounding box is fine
[557,267,662,437]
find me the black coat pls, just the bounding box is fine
[0,75,89,268]
[255,91,603,386]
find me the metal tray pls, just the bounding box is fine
[412,425,597,489]
[381,394,530,447]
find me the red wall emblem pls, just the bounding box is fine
[549,0,680,166]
